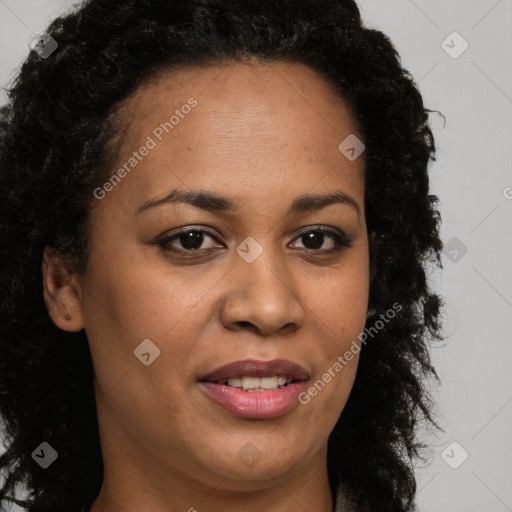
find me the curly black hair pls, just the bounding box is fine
[0,1,445,511]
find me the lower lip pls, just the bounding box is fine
[199,381,308,419]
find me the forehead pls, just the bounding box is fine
[116,60,362,156]
[99,61,365,215]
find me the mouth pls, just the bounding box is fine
[198,358,310,418]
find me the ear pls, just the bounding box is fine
[42,247,84,332]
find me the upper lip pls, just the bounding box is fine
[199,358,310,382]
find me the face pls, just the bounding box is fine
[51,61,369,497]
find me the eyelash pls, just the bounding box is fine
[156,226,353,257]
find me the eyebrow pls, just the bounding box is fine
[136,188,360,217]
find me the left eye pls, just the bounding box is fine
[289,228,352,252]
[158,227,352,254]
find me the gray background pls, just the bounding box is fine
[0,1,511,511]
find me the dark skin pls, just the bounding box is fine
[43,61,369,512]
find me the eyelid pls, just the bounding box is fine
[156,225,222,247]
[291,224,347,240]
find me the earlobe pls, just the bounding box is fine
[42,248,84,332]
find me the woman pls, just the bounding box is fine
[0,1,445,511]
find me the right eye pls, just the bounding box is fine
[157,227,224,255]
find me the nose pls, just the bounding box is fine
[219,250,306,337]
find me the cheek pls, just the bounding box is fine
[310,247,369,341]
[80,241,234,397]
[80,259,202,438]
[82,250,217,341]
[301,248,368,410]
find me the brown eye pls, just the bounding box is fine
[290,227,352,253]
[159,228,221,253]
[156,225,352,258]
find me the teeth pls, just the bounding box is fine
[221,375,292,391]
[241,376,260,390]
[260,376,278,389]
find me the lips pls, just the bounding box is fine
[198,359,310,419]
[199,358,310,382]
